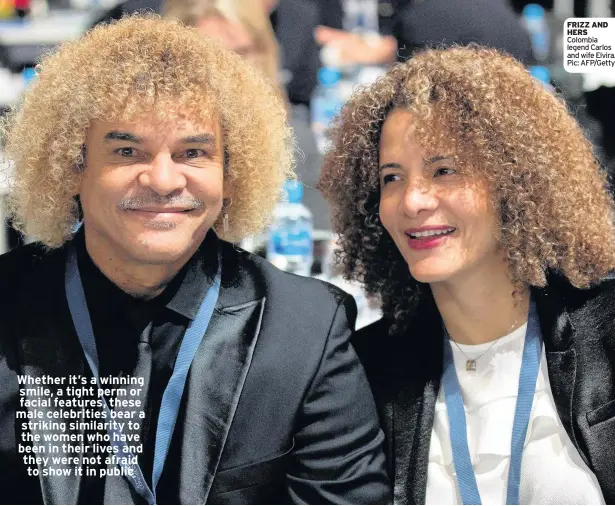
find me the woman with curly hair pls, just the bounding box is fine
[0,16,389,504]
[319,46,615,504]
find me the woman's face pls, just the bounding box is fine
[378,108,502,285]
[197,14,258,61]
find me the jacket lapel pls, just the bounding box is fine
[165,243,267,504]
[533,280,583,462]
[393,377,439,505]
[391,293,442,505]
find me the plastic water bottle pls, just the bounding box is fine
[343,0,379,36]
[522,4,550,62]
[267,181,314,277]
[311,66,343,155]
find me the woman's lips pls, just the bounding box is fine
[405,228,456,250]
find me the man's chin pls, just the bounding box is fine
[125,235,200,265]
[127,248,192,266]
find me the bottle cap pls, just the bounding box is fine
[530,65,550,84]
[318,67,341,86]
[522,3,545,18]
[284,180,303,203]
[22,66,37,84]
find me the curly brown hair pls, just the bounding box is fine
[319,46,615,335]
[1,15,294,248]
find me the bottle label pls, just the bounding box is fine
[270,226,313,256]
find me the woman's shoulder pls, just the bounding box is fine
[353,317,421,386]
[353,318,391,358]
[544,270,615,313]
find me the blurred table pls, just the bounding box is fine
[0,9,107,70]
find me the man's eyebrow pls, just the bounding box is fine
[424,155,453,165]
[379,162,402,171]
[104,131,143,143]
[180,134,217,145]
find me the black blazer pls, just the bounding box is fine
[354,272,615,504]
[0,236,389,504]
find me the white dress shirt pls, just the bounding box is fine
[426,323,605,505]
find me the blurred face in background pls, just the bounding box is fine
[163,0,281,91]
[197,14,260,63]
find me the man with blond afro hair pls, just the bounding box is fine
[0,16,388,504]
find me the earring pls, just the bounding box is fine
[223,212,229,234]
[222,197,233,234]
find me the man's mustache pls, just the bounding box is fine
[117,194,205,211]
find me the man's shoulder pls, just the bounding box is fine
[0,243,64,330]
[0,242,62,283]
[218,244,356,358]
[221,241,350,309]
[257,255,348,302]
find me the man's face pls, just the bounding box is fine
[80,110,225,266]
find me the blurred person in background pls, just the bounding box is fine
[266,0,332,233]
[398,0,533,64]
[0,16,389,504]
[314,0,413,66]
[320,46,615,504]
[163,0,282,95]
[314,0,532,66]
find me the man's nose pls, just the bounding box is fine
[138,153,187,196]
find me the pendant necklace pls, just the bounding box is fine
[446,318,526,371]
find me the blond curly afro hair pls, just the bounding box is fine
[2,15,294,247]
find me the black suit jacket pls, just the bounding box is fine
[354,272,615,504]
[0,236,389,504]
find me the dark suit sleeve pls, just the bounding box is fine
[287,295,391,504]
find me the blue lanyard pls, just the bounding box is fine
[64,244,221,504]
[441,301,542,505]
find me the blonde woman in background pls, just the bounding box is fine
[163,0,283,95]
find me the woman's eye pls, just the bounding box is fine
[434,167,456,177]
[382,174,400,185]
[116,147,136,157]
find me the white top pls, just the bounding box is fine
[426,323,605,505]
